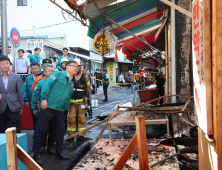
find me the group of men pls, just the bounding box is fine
[0,47,110,165]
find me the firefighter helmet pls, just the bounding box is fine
[73,58,82,66]
[60,58,69,64]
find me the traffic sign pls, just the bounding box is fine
[10,27,21,48]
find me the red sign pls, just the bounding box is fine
[192,0,213,136]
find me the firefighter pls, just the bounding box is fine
[60,58,69,71]
[67,58,91,141]
[102,69,109,102]
[52,56,58,71]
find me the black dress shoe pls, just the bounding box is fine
[47,147,56,155]
[55,153,69,160]
[102,100,108,102]
[40,146,46,154]
[33,153,44,165]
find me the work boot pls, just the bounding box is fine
[33,153,44,165]
[78,136,85,141]
[55,153,69,160]
[47,147,56,155]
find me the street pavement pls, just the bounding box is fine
[21,85,138,170]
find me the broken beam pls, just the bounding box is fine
[159,0,192,17]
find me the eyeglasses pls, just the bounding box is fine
[0,62,10,66]
[67,65,78,69]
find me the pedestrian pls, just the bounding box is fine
[28,48,43,65]
[67,59,91,140]
[8,46,13,63]
[99,69,103,86]
[84,68,93,117]
[26,50,32,58]
[12,49,31,77]
[135,72,141,83]
[23,62,40,132]
[31,64,55,155]
[52,56,58,71]
[118,72,124,85]
[91,73,96,94]
[56,48,71,71]
[102,69,109,102]
[32,60,78,165]
[0,55,23,133]
[31,59,52,91]
[127,74,131,89]
[155,72,166,105]
[94,68,101,89]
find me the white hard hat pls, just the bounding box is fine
[73,58,82,65]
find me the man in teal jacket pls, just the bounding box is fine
[23,62,40,130]
[28,48,43,65]
[32,60,78,165]
[56,47,71,71]
[31,64,54,155]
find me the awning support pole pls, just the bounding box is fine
[171,0,176,103]
[102,16,105,69]
[89,0,170,59]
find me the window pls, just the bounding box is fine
[17,0,27,6]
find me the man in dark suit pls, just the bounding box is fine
[0,55,23,133]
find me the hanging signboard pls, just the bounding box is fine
[93,33,110,55]
[26,39,44,51]
[93,30,118,56]
[192,0,213,136]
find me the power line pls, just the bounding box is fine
[19,20,75,32]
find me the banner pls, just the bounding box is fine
[107,62,116,84]
[192,0,213,135]
[26,39,43,51]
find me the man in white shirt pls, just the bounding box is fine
[12,49,31,76]
[118,73,124,83]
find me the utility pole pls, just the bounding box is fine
[1,0,8,55]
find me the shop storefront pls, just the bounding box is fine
[116,61,133,82]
